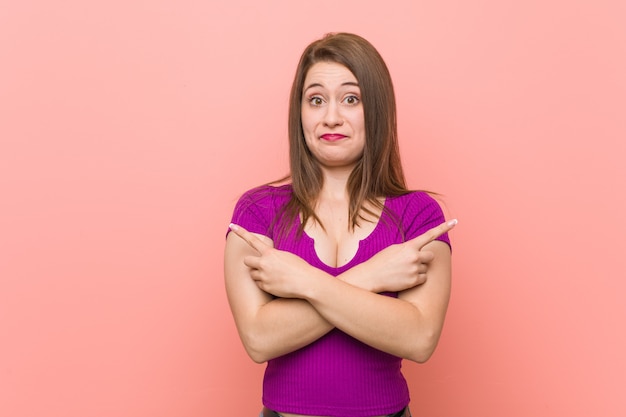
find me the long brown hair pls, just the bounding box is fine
[277,32,409,236]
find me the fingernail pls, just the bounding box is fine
[229,223,238,231]
[447,219,458,227]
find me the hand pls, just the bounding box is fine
[228,223,315,298]
[350,219,457,293]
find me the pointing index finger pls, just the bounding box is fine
[229,223,269,254]
[413,219,458,250]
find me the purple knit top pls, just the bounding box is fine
[229,184,450,417]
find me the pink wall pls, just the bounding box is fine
[1,1,625,416]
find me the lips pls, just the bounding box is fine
[320,133,347,141]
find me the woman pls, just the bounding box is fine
[225,33,456,417]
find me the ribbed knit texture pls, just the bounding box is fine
[230,184,450,417]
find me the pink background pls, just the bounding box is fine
[1,1,625,416]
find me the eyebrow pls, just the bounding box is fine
[303,81,360,93]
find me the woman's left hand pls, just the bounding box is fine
[229,223,316,298]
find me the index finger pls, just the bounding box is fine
[228,223,270,254]
[409,219,457,250]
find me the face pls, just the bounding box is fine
[301,62,365,172]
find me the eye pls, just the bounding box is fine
[308,96,324,106]
[343,95,360,105]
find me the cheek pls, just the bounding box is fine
[345,108,365,133]
[301,121,314,141]
[300,109,314,132]
[354,114,366,133]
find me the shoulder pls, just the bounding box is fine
[386,190,443,216]
[230,184,293,238]
[385,191,450,244]
[237,183,293,208]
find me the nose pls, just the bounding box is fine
[323,101,343,127]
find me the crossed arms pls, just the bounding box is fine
[224,219,456,363]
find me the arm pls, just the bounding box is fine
[226,220,455,363]
[224,228,429,363]
[303,239,451,362]
[224,231,333,363]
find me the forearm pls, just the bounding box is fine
[227,219,454,363]
[304,242,452,362]
[302,278,430,360]
[243,262,409,362]
[336,263,377,292]
[250,262,409,361]
[244,297,333,363]
[226,236,334,362]
[244,260,425,361]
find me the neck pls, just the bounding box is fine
[319,166,353,202]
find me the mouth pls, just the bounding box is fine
[320,134,347,142]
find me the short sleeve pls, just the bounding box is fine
[401,192,451,249]
[228,186,275,238]
[227,185,293,240]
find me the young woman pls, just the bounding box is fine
[225,33,456,417]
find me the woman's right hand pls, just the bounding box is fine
[342,219,456,293]
[229,223,339,300]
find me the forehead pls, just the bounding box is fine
[303,62,358,88]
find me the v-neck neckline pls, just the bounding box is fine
[299,199,387,271]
